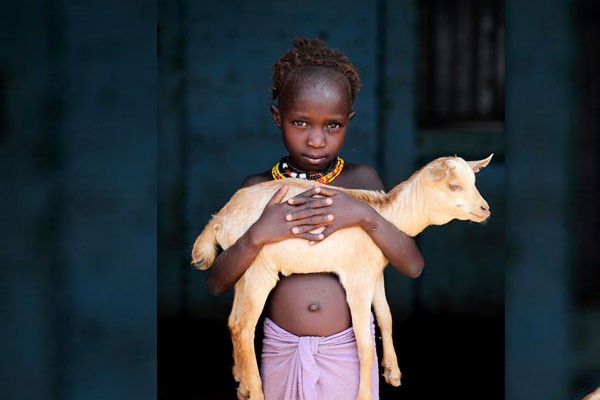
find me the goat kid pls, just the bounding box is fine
[192,154,493,400]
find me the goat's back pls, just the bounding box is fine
[212,179,319,249]
[213,179,388,248]
[210,179,389,276]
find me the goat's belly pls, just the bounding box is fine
[261,228,387,277]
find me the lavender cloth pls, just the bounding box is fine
[260,316,379,400]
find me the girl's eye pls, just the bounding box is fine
[448,184,462,192]
[326,122,341,130]
[293,121,307,127]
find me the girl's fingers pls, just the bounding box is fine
[286,209,334,223]
[301,232,325,242]
[287,196,333,212]
[287,186,333,205]
[297,226,332,242]
[286,189,312,205]
[269,185,289,204]
[308,186,338,196]
[290,218,333,234]
[285,205,331,221]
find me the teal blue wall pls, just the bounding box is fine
[159,0,505,321]
[505,1,578,398]
[158,2,506,397]
[1,1,156,399]
[1,0,598,399]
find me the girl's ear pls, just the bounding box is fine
[270,104,282,128]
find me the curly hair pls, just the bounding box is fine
[271,37,361,103]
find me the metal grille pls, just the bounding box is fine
[0,70,6,141]
[577,0,600,307]
[417,0,504,130]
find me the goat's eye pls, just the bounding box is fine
[449,184,462,192]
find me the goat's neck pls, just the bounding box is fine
[378,174,433,237]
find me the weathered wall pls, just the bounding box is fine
[158,0,506,322]
[1,1,156,399]
[2,0,597,399]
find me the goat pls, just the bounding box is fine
[584,388,600,400]
[192,154,493,400]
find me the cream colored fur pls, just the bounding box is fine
[584,387,600,400]
[192,154,493,400]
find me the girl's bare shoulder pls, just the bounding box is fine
[239,171,273,188]
[336,162,385,191]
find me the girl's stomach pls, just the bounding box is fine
[266,272,352,336]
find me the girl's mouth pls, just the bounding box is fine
[303,154,327,166]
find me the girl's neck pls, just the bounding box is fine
[271,156,344,184]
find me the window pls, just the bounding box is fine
[417,0,504,131]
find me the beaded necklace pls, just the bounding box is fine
[271,156,344,184]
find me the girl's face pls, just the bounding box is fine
[271,73,355,171]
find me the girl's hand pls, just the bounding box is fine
[249,185,336,245]
[286,186,375,239]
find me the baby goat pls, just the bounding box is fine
[192,154,493,400]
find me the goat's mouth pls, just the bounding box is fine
[469,211,490,222]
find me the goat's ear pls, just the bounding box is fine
[467,153,494,173]
[427,162,450,182]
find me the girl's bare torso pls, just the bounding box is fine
[266,272,352,336]
[246,165,374,337]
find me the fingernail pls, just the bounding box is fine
[285,214,292,221]
[318,234,324,240]
[292,227,299,234]
[326,198,333,205]
[328,214,333,221]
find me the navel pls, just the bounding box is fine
[308,302,321,312]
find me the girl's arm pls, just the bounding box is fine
[205,223,266,296]
[206,185,335,296]
[355,202,424,278]
[286,170,424,278]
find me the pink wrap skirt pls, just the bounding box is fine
[260,315,379,400]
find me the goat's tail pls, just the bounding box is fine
[191,217,221,270]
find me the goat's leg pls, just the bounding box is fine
[229,266,278,400]
[228,280,245,383]
[372,273,401,387]
[343,277,377,400]
[228,263,274,387]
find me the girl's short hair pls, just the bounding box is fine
[271,37,361,103]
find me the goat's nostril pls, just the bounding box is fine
[481,205,489,212]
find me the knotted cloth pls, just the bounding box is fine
[260,316,379,400]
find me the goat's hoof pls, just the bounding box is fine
[236,385,264,400]
[382,366,402,387]
[236,385,250,400]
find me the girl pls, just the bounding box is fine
[206,37,424,400]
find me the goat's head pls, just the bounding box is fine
[421,154,493,226]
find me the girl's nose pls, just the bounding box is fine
[307,129,326,148]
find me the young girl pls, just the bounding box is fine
[206,37,424,400]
